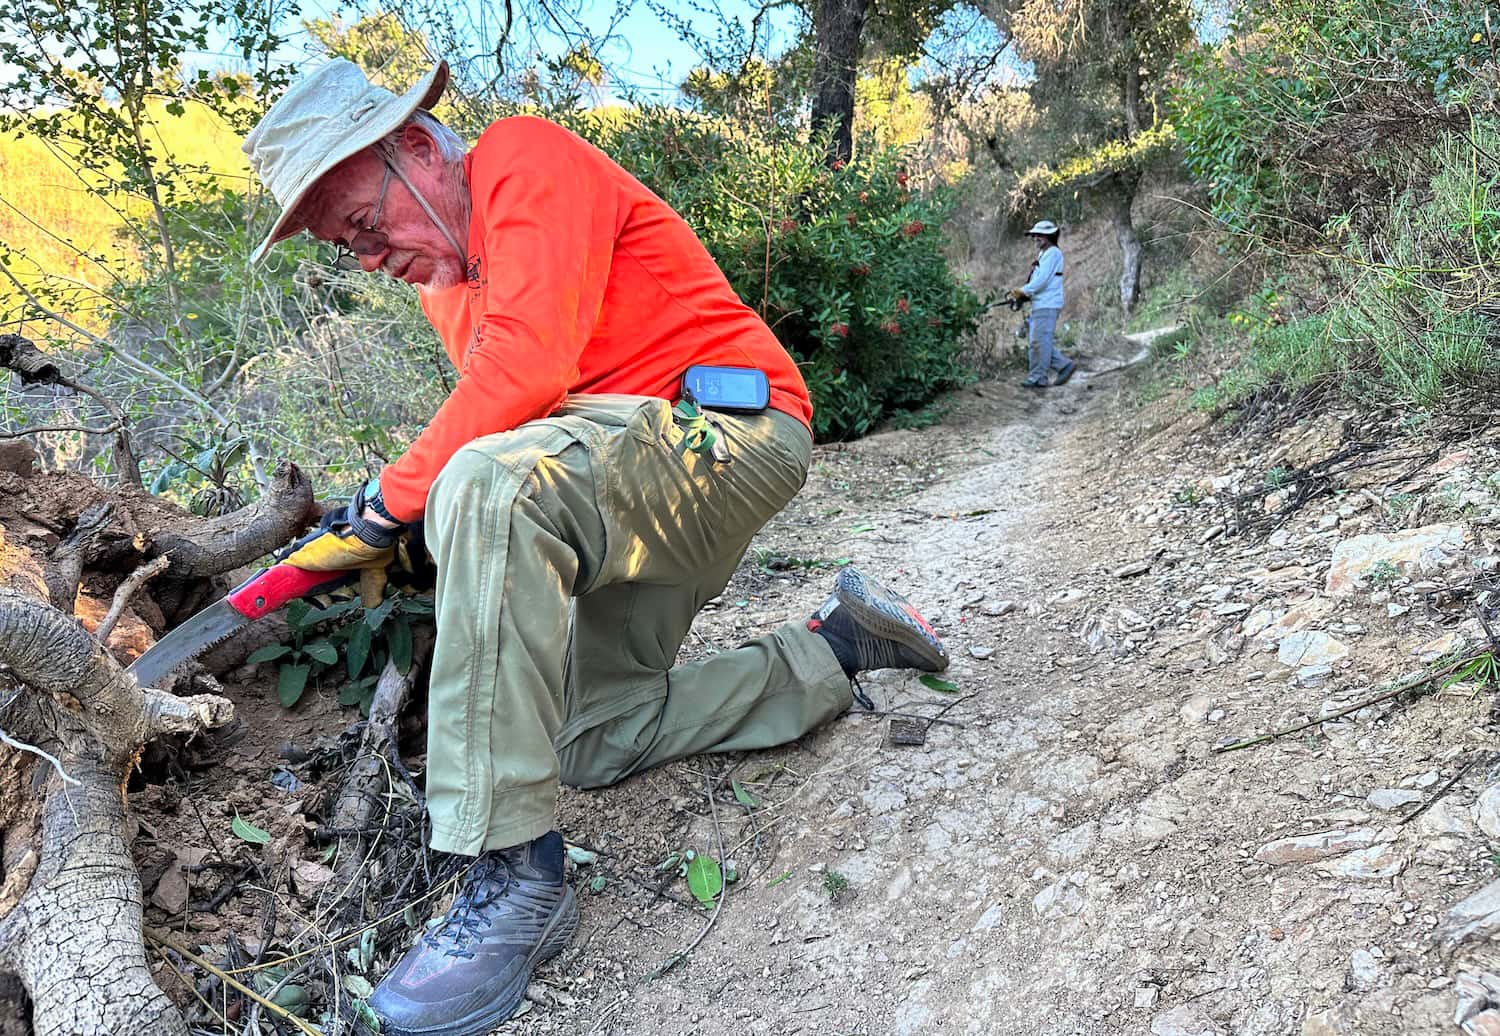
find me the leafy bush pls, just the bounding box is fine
[587,110,985,439]
[1174,0,1500,414]
[1174,0,1491,242]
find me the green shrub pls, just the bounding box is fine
[587,110,985,440]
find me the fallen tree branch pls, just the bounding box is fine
[146,460,314,579]
[94,555,170,644]
[42,502,115,613]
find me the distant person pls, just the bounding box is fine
[1009,219,1075,390]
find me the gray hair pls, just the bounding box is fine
[374,110,466,164]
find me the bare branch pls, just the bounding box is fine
[94,555,170,644]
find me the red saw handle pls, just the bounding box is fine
[227,564,355,620]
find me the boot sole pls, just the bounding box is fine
[834,567,949,672]
[381,885,579,1036]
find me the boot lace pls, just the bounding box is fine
[424,856,511,959]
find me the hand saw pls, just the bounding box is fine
[127,536,355,687]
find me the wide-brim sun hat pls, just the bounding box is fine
[1027,220,1060,236]
[244,58,449,263]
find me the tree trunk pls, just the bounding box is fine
[0,590,234,1034]
[1112,171,1144,314]
[810,0,868,167]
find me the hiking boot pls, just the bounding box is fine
[1054,360,1077,385]
[1020,378,1047,390]
[369,831,578,1036]
[808,566,949,676]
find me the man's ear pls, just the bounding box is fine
[401,123,440,169]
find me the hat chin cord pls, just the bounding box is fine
[383,155,468,265]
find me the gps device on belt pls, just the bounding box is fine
[681,365,770,413]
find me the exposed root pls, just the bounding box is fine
[0,590,232,1035]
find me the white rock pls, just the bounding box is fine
[1349,948,1382,991]
[1298,664,1334,687]
[981,600,1015,617]
[1476,785,1500,840]
[1317,843,1406,880]
[1179,695,1212,724]
[1326,524,1468,595]
[1386,603,1410,617]
[1032,878,1085,918]
[1135,987,1161,1010]
[1367,789,1423,812]
[1278,630,1349,667]
[1442,878,1500,947]
[1150,1004,1219,1036]
[968,645,995,660]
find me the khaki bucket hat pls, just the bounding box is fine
[244,58,449,263]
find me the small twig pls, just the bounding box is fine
[1398,750,1499,826]
[144,931,325,1036]
[0,723,80,785]
[648,775,728,980]
[1213,657,1468,753]
[0,421,122,438]
[95,555,170,644]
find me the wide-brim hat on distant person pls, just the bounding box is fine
[244,58,449,263]
[1027,220,1059,236]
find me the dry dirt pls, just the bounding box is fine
[122,344,1500,1035]
[509,359,1500,1035]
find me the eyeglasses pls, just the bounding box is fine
[331,159,394,269]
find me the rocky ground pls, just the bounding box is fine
[510,353,1500,1035]
[123,343,1500,1035]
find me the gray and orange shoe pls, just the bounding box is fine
[808,566,949,676]
[369,831,577,1036]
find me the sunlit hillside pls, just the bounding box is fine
[0,101,249,323]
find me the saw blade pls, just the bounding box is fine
[127,598,250,687]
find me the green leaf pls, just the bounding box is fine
[337,682,365,707]
[277,663,311,707]
[232,812,270,845]
[365,596,399,630]
[245,644,290,665]
[731,779,759,808]
[588,874,608,894]
[345,622,372,678]
[919,674,959,693]
[302,640,338,665]
[850,522,876,533]
[344,975,374,999]
[767,869,793,887]
[387,616,413,674]
[685,854,723,907]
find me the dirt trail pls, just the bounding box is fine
[504,354,1498,1036]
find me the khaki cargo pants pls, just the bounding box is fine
[423,394,853,855]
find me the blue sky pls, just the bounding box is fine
[257,0,810,103]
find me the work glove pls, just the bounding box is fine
[1007,287,1027,302]
[283,480,406,605]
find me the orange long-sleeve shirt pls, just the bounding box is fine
[377,115,813,522]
